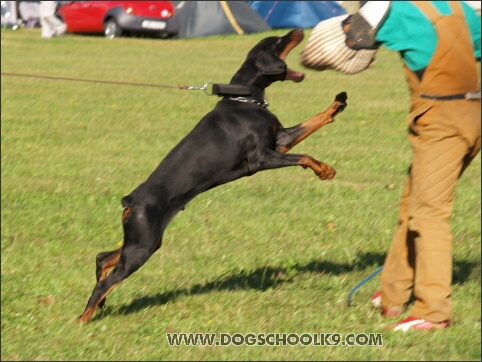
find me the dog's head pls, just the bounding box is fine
[231,28,305,88]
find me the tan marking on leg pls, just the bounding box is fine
[76,281,123,324]
[279,99,345,153]
[99,250,121,281]
[297,155,336,180]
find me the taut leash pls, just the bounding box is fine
[1,72,213,94]
[2,72,269,105]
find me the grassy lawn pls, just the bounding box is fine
[1,27,480,361]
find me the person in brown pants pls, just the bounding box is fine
[300,1,480,331]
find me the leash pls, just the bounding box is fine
[1,72,263,100]
[2,71,270,106]
[1,72,215,95]
[347,266,383,307]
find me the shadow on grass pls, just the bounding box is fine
[95,252,478,321]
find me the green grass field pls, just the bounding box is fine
[1,27,480,361]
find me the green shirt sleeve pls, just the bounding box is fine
[375,1,481,71]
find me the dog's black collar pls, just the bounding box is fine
[227,96,269,108]
[212,84,252,97]
[212,83,268,108]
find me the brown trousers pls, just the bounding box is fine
[380,1,480,323]
[380,98,480,322]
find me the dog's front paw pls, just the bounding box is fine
[317,163,336,180]
[333,92,347,116]
[335,92,347,103]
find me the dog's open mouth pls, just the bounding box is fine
[281,28,305,83]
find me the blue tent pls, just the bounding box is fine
[248,1,347,29]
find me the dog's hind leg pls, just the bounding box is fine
[77,206,163,324]
[94,206,134,308]
[95,248,121,308]
[96,248,122,282]
[76,240,161,323]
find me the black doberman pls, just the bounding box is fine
[77,28,347,323]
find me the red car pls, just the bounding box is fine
[57,1,179,38]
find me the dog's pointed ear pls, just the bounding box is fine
[255,51,286,75]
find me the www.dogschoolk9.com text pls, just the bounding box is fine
[166,332,383,347]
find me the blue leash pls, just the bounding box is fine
[347,266,383,306]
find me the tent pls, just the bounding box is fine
[248,1,347,29]
[173,1,271,38]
